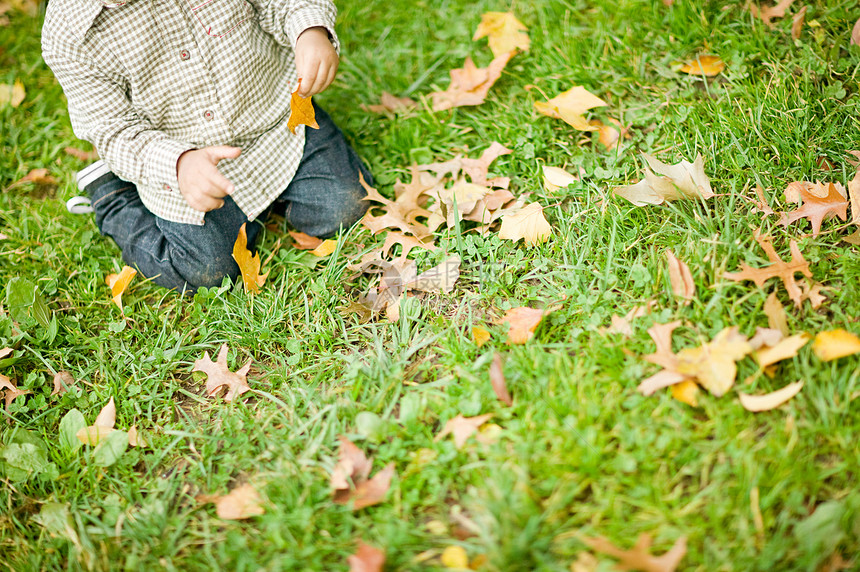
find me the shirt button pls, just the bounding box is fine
[179,49,190,61]
[162,183,171,191]
[203,110,214,121]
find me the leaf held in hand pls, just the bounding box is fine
[287,78,319,134]
[232,222,268,293]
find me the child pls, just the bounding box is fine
[41,0,370,292]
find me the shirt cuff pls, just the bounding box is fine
[144,138,195,194]
[287,19,340,55]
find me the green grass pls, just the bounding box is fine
[2,0,859,570]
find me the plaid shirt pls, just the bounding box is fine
[42,0,338,225]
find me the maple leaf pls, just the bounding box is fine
[489,353,512,406]
[331,437,395,510]
[582,534,687,572]
[435,413,493,448]
[287,79,319,134]
[192,343,252,401]
[473,11,530,57]
[812,329,860,361]
[534,86,607,131]
[498,202,552,245]
[361,92,416,114]
[498,306,548,344]
[347,541,386,572]
[723,231,812,307]
[105,265,136,313]
[211,483,265,520]
[232,222,269,293]
[430,51,513,111]
[679,55,725,76]
[780,181,848,236]
[750,0,795,27]
[614,153,713,206]
[739,381,803,412]
[665,250,694,301]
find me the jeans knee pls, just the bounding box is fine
[174,253,239,290]
[315,198,369,238]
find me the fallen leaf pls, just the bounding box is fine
[0,79,24,107]
[409,256,461,293]
[435,413,493,448]
[791,6,807,39]
[642,320,683,370]
[603,302,656,337]
[331,437,395,510]
[582,534,687,572]
[679,55,725,76]
[739,381,803,412]
[812,329,860,361]
[853,18,860,46]
[723,231,812,307]
[589,118,629,150]
[845,229,860,245]
[543,166,579,192]
[63,146,99,161]
[192,343,252,401]
[362,91,416,114]
[473,11,530,57]
[755,333,810,367]
[382,231,436,263]
[76,397,117,445]
[441,545,469,569]
[614,153,713,206]
[289,230,324,250]
[752,185,775,215]
[570,552,599,572]
[671,379,700,407]
[310,239,337,257]
[95,395,116,428]
[534,86,607,131]
[675,327,752,396]
[0,373,29,412]
[489,353,512,406]
[499,306,547,344]
[751,0,796,27]
[848,168,860,225]
[764,291,789,336]
[287,78,319,134]
[348,541,386,572]
[460,141,513,188]
[780,181,848,236]
[105,265,136,312]
[665,250,695,301]
[472,326,491,347]
[498,202,552,245]
[430,51,513,111]
[127,425,147,447]
[213,483,265,520]
[232,222,268,293]
[51,371,76,396]
[11,168,58,187]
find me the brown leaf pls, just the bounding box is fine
[409,256,461,294]
[213,483,265,520]
[853,18,860,46]
[642,320,683,370]
[679,55,725,76]
[534,86,607,131]
[583,534,687,572]
[489,353,512,406]
[847,168,860,225]
[460,141,513,188]
[361,173,434,239]
[614,153,713,206]
[331,437,395,510]
[780,181,848,236]
[498,202,552,245]
[791,6,807,40]
[499,306,547,344]
[723,231,812,307]
[362,91,416,114]
[739,381,803,412]
[764,292,789,336]
[473,11,530,57]
[11,167,57,187]
[287,78,319,134]
[232,222,268,293]
[348,541,386,572]
[0,373,29,412]
[665,250,695,301]
[289,230,324,250]
[751,0,796,27]
[752,185,775,215]
[51,371,77,396]
[382,231,436,263]
[430,51,513,111]
[192,343,252,401]
[63,146,98,161]
[812,329,860,361]
[435,413,493,448]
[105,265,136,312]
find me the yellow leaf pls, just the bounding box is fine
[471,326,491,347]
[498,202,552,246]
[534,86,607,131]
[754,333,810,367]
[76,425,114,446]
[738,381,803,412]
[679,55,725,76]
[473,11,530,57]
[0,79,25,108]
[675,327,752,397]
[213,483,265,520]
[287,78,319,135]
[309,239,337,257]
[441,545,469,569]
[542,166,578,192]
[812,329,860,361]
[105,265,136,312]
[231,223,268,293]
[670,379,700,407]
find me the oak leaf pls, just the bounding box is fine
[739,381,803,412]
[473,11,530,57]
[51,371,77,396]
[435,413,493,448]
[213,483,265,520]
[232,222,268,293]
[362,92,416,114]
[582,534,687,572]
[408,256,461,294]
[381,231,436,264]
[534,86,607,131]
[498,202,552,245]
[779,181,848,236]
[430,51,513,111]
[679,55,725,76]
[812,329,860,361]
[348,541,386,572]
[614,153,713,206]
[105,265,136,312]
[499,306,548,344]
[723,232,812,307]
[192,343,252,401]
[287,78,319,134]
[331,437,395,510]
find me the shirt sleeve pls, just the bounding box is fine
[42,38,195,199]
[249,0,339,53]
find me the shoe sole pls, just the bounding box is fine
[76,160,111,191]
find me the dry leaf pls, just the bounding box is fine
[430,51,513,111]
[9,168,58,189]
[665,250,695,301]
[739,381,803,412]
[489,353,512,406]
[95,396,116,428]
[499,306,547,344]
[543,166,579,192]
[51,371,76,396]
[472,326,491,347]
[780,181,848,236]
[64,146,98,161]
[764,292,789,336]
[213,483,265,520]
[409,256,461,293]
[127,425,147,447]
[848,168,860,225]
[362,92,416,114]
[105,265,136,312]
[589,118,629,150]
[232,222,268,293]
[723,232,812,307]
[0,373,29,412]
[331,437,395,510]
[614,153,713,206]
[582,534,687,572]
[435,414,493,448]
[289,230,323,250]
[754,333,809,367]
[675,327,752,396]
[473,11,530,57]
[192,343,252,401]
[671,379,699,407]
[751,0,796,26]
[76,397,117,445]
[348,541,386,572]
[791,6,807,40]
[534,86,607,131]
[310,239,338,257]
[441,545,470,569]
[0,79,24,107]
[812,329,860,361]
[679,55,725,76]
[287,78,319,134]
[853,18,860,46]
[570,552,599,572]
[642,320,683,370]
[498,202,552,245]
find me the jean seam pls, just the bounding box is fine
[92,185,135,209]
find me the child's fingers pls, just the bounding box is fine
[204,145,242,164]
[204,168,235,196]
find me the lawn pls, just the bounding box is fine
[1,0,859,570]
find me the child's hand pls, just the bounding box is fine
[176,146,241,212]
[294,27,339,97]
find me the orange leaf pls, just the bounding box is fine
[105,265,137,312]
[582,534,687,572]
[534,86,607,131]
[347,541,386,572]
[489,353,512,406]
[435,413,493,448]
[670,379,700,407]
[430,51,513,111]
[779,181,849,236]
[665,250,695,301]
[679,55,725,76]
[750,0,796,27]
[192,343,252,401]
[289,230,324,250]
[473,11,530,57]
[64,146,99,161]
[499,306,547,344]
[331,437,395,510]
[471,326,491,347]
[213,483,265,520]
[287,79,319,134]
[232,222,268,293]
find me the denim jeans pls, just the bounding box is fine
[88,104,371,292]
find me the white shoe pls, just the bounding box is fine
[68,160,111,214]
